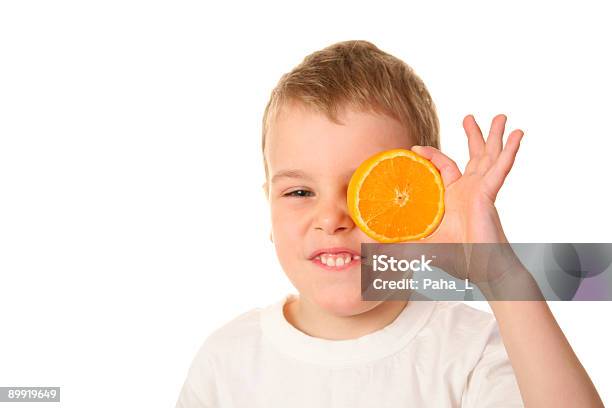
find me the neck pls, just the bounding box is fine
[283,295,409,340]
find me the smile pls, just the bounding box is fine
[312,253,361,270]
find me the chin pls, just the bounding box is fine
[310,285,377,317]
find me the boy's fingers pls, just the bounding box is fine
[462,115,486,158]
[411,145,462,188]
[485,114,507,159]
[486,129,524,193]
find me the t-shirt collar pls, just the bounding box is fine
[260,292,436,367]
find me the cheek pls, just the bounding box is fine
[355,228,378,244]
[270,204,308,259]
[271,201,309,235]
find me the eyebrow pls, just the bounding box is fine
[271,169,312,184]
[271,169,357,184]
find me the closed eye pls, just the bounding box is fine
[284,189,314,197]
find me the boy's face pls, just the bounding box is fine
[263,101,416,317]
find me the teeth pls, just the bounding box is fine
[314,252,359,268]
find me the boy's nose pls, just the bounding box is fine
[314,199,354,235]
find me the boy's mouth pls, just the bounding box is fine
[308,247,364,270]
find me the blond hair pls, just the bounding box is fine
[261,40,440,181]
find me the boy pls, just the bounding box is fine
[176,40,603,407]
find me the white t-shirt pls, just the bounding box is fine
[176,293,524,407]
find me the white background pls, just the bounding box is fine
[1,1,610,406]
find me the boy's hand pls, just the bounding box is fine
[411,114,523,245]
[409,114,525,285]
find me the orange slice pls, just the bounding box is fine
[347,148,444,243]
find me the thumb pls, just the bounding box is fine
[411,145,462,188]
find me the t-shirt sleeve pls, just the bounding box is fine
[461,321,524,408]
[175,344,218,408]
